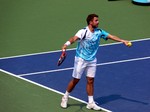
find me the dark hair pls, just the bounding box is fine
[86,14,98,25]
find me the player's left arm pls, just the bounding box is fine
[107,34,130,47]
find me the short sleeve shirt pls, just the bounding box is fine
[75,26,109,61]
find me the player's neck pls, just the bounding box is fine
[88,25,95,33]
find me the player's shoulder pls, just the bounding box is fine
[80,27,87,31]
[77,27,87,33]
[96,28,109,34]
[95,28,103,32]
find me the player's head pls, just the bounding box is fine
[86,14,99,28]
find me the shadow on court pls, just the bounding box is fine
[95,94,149,105]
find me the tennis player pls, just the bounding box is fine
[60,14,130,110]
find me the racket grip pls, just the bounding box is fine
[60,50,66,57]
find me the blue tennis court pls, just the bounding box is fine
[0,38,150,112]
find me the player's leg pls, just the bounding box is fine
[85,59,102,110]
[86,77,101,110]
[61,78,80,108]
[86,77,94,96]
[85,58,97,98]
[61,57,85,108]
[66,78,80,93]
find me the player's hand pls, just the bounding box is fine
[61,45,67,57]
[61,50,66,57]
[123,40,132,47]
[57,49,67,66]
[62,45,67,52]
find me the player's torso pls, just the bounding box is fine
[76,29,101,61]
[83,29,101,48]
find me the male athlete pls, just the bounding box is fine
[60,14,130,110]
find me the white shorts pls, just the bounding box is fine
[72,57,97,79]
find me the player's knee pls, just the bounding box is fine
[87,77,94,84]
[72,78,80,84]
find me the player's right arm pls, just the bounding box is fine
[62,29,85,51]
[62,36,79,51]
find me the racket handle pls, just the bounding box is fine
[62,49,66,52]
[62,51,66,56]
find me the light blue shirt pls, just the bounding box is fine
[75,26,109,61]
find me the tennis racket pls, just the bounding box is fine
[57,50,67,66]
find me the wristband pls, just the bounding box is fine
[64,41,71,46]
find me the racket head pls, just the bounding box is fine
[57,51,66,66]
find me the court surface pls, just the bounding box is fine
[0,38,150,112]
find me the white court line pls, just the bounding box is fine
[18,56,150,77]
[0,69,112,112]
[0,38,150,60]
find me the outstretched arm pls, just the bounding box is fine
[107,34,130,46]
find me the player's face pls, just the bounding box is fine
[91,17,99,28]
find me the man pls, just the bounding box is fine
[60,14,130,110]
